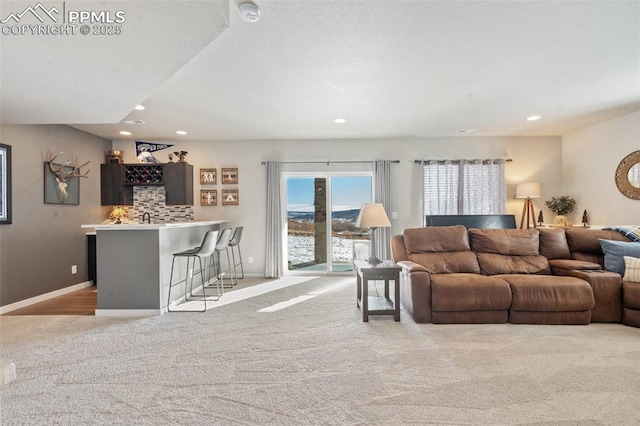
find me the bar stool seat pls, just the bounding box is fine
[167,230,221,312]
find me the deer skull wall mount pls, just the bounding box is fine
[46,149,91,203]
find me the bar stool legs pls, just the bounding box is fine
[214,228,234,288]
[229,226,245,284]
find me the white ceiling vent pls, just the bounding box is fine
[239,2,260,23]
[122,120,146,125]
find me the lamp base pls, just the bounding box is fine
[367,256,382,265]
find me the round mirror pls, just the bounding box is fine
[615,150,640,199]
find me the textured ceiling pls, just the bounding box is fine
[2,1,639,141]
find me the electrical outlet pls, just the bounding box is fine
[391,211,398,219]
[248,256,254,264]
[71,265,77,274]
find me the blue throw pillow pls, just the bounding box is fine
[598,239,640,275]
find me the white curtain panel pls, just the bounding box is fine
[422,159,506,216]
[264,161,283,278]
[374,160,391,261]
[422,161,460,215]
[461,160,506,214]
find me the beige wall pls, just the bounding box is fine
[113,136,562,275]
[562,111,640,226]
[7,117,636,307]
[0,125,110,307]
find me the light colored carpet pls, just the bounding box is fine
[1,276,639,425]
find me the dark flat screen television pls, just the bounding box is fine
[424,214,516,229]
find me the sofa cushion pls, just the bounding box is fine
[565,228,630,265]
[502,275,595,312]
[538,228,571,260]
[431,274,511,312]
[408,252,481,274]
[476,252,551,275]
[598,239,640,276]
[469,228,540,255]
[403,226,480,274]
[623,256,640,283]
[403,225,471,252]
[469,228,550,275]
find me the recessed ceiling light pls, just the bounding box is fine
[456,129,476,134]
[527,115,542,121]
[176,130,187,135]
[119,131,132,136]
[134,105,145,111]
[334,118,346,124]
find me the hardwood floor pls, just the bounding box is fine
[3,286,97,316]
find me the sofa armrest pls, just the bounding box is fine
[397,260,428,273]
[565,269,622,322]
[397,261,432,323]
[549,259,602,276]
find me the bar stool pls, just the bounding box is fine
[229,226,245,283]
[167,230,221,312]
[213,228,234,288]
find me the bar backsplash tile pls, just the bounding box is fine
[129,186,194,223]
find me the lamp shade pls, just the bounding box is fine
[515,182,541,199]
[356,203,391,228]
[109,206,128,223]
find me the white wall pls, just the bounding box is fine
[113,136,562,275]
[562,111,640,225]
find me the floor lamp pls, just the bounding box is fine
[356,203,391,264]
[516,182,541,229]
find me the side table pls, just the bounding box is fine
[354,259,401,322]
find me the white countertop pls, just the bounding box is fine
[81,220,228,230]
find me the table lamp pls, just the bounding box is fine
[109,206,128,224]
[356,203,391,264]
[516,182,540,229]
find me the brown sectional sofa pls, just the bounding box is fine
[391,225,639,326]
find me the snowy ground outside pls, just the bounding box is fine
[288,235,358,264]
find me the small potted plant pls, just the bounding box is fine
[545,196,576,227]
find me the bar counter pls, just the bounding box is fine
[81,221,228,316]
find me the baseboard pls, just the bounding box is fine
[0,281,93,315]
[95,309,161,317]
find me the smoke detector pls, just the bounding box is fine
[239,2,260,23]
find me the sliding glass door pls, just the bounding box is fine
[286,173,372,273]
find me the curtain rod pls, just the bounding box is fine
[414,158,512,164]
[261,160,400,165]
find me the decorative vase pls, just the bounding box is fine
[553,215,567,227]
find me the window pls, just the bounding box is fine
[422,159,507,217]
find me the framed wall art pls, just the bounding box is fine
[200,168,217,185]
[0,143,11,224]
[201,189,217,206]
[222,189,239,206]
[221,167,238,184]
[44,162,80,205]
